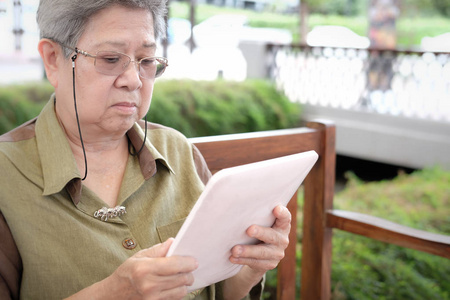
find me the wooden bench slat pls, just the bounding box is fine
[192,128,321,173]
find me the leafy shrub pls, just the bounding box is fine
[268,168,449,300]
[0,82,53,134]
[0,79,301,137]
[149,79,301,137]
[263,167,450,299]
[328,167,450,299]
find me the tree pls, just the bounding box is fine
[431,0,450,16]
[299,0,327,43]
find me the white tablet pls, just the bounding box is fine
[166,150,319,292]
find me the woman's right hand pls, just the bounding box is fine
[66,238,198,300]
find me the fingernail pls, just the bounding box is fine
[235,246,243,257]
[250,227,258,237]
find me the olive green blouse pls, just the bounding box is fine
[0,96,262,299]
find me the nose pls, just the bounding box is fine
[131,60,141,73]
[116,60,142,90]
[123,60,141,76]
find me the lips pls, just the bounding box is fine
[114,102,137,107]
[112,102,138,114]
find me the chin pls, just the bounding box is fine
[112,118,138,133]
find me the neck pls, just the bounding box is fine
[57,117,129,178]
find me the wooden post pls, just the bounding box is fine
[300,121,336,300]
[277,191,298,300]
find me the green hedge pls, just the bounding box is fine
[263,167,450,300]
[150,79,301,137]
[0,79,301,137]
[0,83,54,135]
[328,168,450,300]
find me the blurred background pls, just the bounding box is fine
[2,0,449,170]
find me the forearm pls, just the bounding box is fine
[64,274,131,300]
[222,266,265,300]
[64,277,113,300]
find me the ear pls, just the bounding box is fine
[38,39,65,88]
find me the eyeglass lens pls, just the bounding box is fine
[94,51,167,79]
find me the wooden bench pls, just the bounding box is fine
[190,120,450,299]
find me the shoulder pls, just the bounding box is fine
[0,118,38,163]
[0,118,42,187]
[0,118,37,143]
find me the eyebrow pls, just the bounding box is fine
[93,41,157,50]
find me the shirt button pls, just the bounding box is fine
[122,238,137,250]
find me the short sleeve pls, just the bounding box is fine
[0,212,22,300]
[192,144,212,186]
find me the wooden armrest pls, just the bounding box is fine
[327,209,450,259]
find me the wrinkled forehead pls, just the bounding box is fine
[78,5,156,50]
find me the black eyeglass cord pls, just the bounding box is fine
[72,49,88,181]
[71,48,147,179]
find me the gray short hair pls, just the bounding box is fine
[37,0,167,58]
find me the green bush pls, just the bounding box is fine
[327,167,450,299]
[0,82,53,134]
[0,79,302,137]
[150,79,301,137]
[264,167,450,299]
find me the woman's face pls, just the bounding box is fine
[56,5,157,138]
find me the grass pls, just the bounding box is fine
[169,2,450,48]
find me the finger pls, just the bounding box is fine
[157,285,190,300]
[134,239,198,275]
[246,225,289,249]
[229,255,280,271]
[138,273,193,300]
[132,255,198,277]
[149,271,195,290]
[153,256,199,276]
[231,243,285,262]
[136,238,174,258]
[272,205,292,233]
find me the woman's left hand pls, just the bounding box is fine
[223,205,291,299]
[230,204,291,271]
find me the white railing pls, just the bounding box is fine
[267,44,450,123]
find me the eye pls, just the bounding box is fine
[100,55,121,64]
[140,58,155,67]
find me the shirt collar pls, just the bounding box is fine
[35,95,174,206]
[126,122,175,179]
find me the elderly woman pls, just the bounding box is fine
[0,0,291,299]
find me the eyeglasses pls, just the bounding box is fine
[64,45,168,79]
